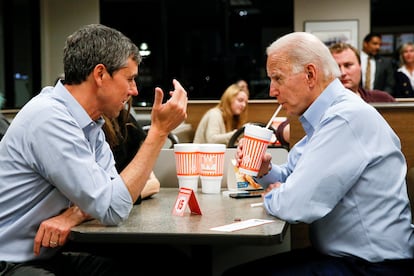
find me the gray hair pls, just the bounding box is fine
[63,24,141,85]
[266,32,341,80]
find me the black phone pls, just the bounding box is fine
[229,190,263,199]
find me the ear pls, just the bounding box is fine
[305,64,317,84]
[304,64,318,89]
[93,64,106,86]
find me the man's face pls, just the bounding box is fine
[363,36,382,56]
[331,48,361,93]
[266,52,313,117]
[98,58,139,119]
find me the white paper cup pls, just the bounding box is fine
[239,124,273,176]
[174,143,200,192]
[201,176,222,194]
[199,143,226,194]
[177,175,199,192]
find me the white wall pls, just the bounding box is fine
[40,0,99,86]
[294,0,370,49]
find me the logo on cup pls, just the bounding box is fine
[200,152,224,176]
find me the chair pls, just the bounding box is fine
[141,125,179,149]
[0,113,10,141]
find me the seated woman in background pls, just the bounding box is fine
[102,99,160,204]
[395,42,414,98]
[236,79,249,94]
[193,83,249,145]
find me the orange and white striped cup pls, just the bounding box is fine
[174,143,200,192]
[199,143,226,194]
[239,124,273,176]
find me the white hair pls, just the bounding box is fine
[266,32,341,80]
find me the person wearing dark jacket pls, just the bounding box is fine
[394,42,414,98]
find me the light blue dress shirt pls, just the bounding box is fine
[0,82,133,262]
[256,78,414,262]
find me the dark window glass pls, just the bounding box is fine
[100,0,294,105]
[0,0,40,109]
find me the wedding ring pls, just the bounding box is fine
[50,241,57,246]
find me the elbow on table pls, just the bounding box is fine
[97,206,132,226]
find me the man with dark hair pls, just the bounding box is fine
[361,32,395,95]
[0,24,188,275]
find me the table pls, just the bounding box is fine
[70,188,289,275]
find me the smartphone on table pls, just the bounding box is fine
[229,189,264,199]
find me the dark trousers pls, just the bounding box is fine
[1,244,194,276]
[1,252,118,276]
[222,247,413,276]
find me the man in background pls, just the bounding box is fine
[360,32,395,95]
[330,42,395,102]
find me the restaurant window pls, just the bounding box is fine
[0,0,40,109]
[100,0,294,105]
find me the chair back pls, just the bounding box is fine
[142,125,179,148]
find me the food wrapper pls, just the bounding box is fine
[227,159,262,190]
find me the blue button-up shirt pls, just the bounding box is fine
[257,78,414,262]
[0,82,132,262]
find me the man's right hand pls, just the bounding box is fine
[150,79,188,137]
[236,138,272,176]
[33,206,91,256]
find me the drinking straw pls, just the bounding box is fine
[265,104,282,129]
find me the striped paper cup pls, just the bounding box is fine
[239,124,273,176]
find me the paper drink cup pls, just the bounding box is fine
[239,124,273,176]
[174,143,200,192]
[199,143,226,194]
[200,176,222,194]
[176,175,199,192]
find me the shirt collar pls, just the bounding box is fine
[50,81,105,130]
[299,78,344,138]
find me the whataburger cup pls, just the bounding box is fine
[173,143,200,192]
[199,143,226,194]
[239,124,273,176]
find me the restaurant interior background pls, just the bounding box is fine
[0,0,413,109]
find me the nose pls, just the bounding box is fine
[339,65,346,76]
[269,82,279,97]
[129,79,139,96]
